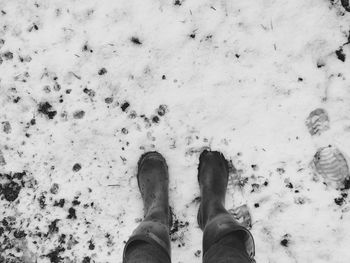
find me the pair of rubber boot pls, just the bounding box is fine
[123,150,255,262]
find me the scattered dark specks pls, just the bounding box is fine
[45,246,65,263]
[0,153,7,166]
[43,85,51,93]
[280,234,291,247]
[280,238,289,247]
[294,196,307,205]
[88,239,95,250]
[335,48,346,62]
[58,234,66,244]
[82,256,91,263]
[0,39,4,49]
[67,207,77,219]
[227,159,237,174]
[50,183,60,194]
[121,101,130,112]
[152,115,160,124]
[72,197,81,206]
[251,183,260,193]
[15,71,30,82]
[286,182,294,189]
[121,128,128,134]
[105,97,113,104]
[82,43,93,53]
[236,175,250,188]
[19,55,32,63]
[13,171,26,180]
[277,167,285,174]
[38,102,57,119]
[83,87,96,97]
[170,217,189,247]
[316,59,325,68]
[131,37,142,45]
[73,163,82,172]
[3,181,21,202]
[53,198,65,207]
[14,229,26,238]
[53,82,61,91]
[38,192,47,209]
[162,75,166,80]
[98,67,107,75]
[73,110,85,119]
[13,96,21,103]
[170,219,189,235]
[194,250,201,257]
[48,219,60,234]
[251,164,258,171]
[2,121,11,134]
[2,51,13,60]
[128,110,137,119]
[334,197,345,206]
[28,23,38,32]
[157,104,168,116]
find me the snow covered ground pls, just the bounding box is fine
[1,0,350,262]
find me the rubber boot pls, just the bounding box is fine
[123,152,171,262]
[197,150,255,261]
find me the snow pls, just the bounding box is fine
[1,0,350,262]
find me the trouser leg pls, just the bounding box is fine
[203,233,252,263]
[122,220,171,263]
[124,240,171,263]
[201,213,255,263]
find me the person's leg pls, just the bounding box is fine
[124,241,170,263]
[204,233,251,263]
[197,150,255,263]
[123,152,171,263]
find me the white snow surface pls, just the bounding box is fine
[1,0,350,262]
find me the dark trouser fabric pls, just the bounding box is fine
[203,233,251,263]
[124,240,171,263]
[124,233,250,263]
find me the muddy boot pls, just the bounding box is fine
[197,150,255,261]
[123,152,171,263]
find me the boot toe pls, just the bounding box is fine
[198,150,229,182]
[138,151,166,167]
[137,151,168,183]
